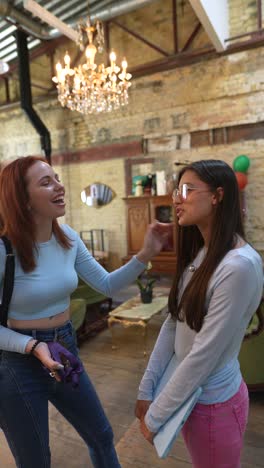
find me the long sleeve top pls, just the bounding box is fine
[0,224,146,353]
[138,244,263,433]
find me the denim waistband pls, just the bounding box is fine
[10,320,73,341]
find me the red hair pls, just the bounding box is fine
[0,156,71,272]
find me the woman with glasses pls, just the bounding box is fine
[135,159,263,467]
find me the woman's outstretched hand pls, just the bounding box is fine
[137,221,174,264]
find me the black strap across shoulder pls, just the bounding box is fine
[0,236,15,327]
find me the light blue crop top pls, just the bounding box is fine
[0,224,146,353]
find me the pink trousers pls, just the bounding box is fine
[182,380,249,468]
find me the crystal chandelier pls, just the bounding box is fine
[52,12,132,114]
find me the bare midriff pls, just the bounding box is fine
[8,308,71,330]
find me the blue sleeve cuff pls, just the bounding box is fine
[0,327,32,354]
[132,255,148,268]
[145,409,162,433]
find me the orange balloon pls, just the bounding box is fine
[235,172,248,190]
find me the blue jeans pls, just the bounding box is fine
[0,321,121,468]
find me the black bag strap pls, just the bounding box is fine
[0,236,15,327]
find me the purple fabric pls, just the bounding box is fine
[43,341,84,388]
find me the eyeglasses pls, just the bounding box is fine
[172,183,209,201]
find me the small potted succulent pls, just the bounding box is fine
[136,262,156,304]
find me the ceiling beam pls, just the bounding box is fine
[130,31,264,78]
[172,0,178,54]
[23,0,78,42]
[188,0,229,52]
[181,21,201,52]
[257,0,262,30]
[110,19,170,57]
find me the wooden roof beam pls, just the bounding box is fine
[188,0,229,52]
[110,19,170,57]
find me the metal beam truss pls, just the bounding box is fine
[1,0,264,107]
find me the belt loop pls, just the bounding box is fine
[54,328,58,342]
[32,329,37,339]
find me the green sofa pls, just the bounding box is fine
[70,279,112,343]
[238,296,264,391]
[70,298,86,332]
[71,279,108,305]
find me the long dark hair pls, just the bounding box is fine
[168,159,245,332]
[0,156,71,272]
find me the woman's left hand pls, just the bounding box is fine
[140,418,156,445]
[135,399,152,420]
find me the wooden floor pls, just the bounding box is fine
[1,303,264,467]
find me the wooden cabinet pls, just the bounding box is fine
[122,195,177,274]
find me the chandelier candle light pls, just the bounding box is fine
[52,15,132,114]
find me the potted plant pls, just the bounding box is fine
[136,262,156,304]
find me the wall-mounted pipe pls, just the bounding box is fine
[0,0,53,40]
[15,29,51,164]
[89,0,159,22]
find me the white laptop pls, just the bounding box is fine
[153,354,202,459]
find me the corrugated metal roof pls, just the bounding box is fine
[0,0,155,63]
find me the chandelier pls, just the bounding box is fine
[52,13,132,114]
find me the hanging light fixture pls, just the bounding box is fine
[52,6,132,115]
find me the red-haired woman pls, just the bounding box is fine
[0,155,168,468]
[136,160,263,467]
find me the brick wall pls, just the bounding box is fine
[229,0,262,36]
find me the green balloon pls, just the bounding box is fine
[233,155,250,173]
